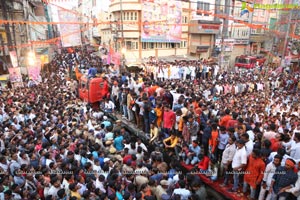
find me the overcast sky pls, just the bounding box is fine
[50,0,109,22]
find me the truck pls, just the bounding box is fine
[235,55,266,69]
[78,75,110,104]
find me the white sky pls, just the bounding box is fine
[50,0,109,22]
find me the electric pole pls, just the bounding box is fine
[281,10,292,67]
[220,0,231,71]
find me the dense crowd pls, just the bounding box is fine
[0,47,300,200]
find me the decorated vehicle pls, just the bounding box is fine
[235,55,266,69]
[78,75,110,104]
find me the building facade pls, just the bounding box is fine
[188,0,221,58]
[0,0,48,74]
[100,0,220,64]
[78,0,102,46]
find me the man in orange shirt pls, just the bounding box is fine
[219,109,232,128]
[243,149,266,200]
[209,123,219,157]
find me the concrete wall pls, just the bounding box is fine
[228,45,247,68]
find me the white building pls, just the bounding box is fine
[98,0,222,64]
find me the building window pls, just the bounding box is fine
[149,43,154,49]
[134,42,138,49]
[126,41,132,50]
[134,12,137,20]
[157,43,162,48]
[197,1,210,16]
[180,41,187,48]
[126,13,129,20]
[125,40,139,49]
[130,12,133,20]
[182,16,187,23]
[142,42,147,49]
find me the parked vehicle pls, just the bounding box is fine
[235,55,266,69]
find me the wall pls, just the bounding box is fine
[229,45,247,68]
[190,0,215,21]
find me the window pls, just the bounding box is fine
[130,12,133,20]
[126,41,132,50]
[149,43,154,49]
[256,28,262,34]
[180,41,187,48]
[197,1,210,16]
[182,16,188,23]
[132,42,138,49]
[125,40,138,50]
[126,13,129,20]
[142,42,147,49]
[157,43,162,48]
[134,12,137,20]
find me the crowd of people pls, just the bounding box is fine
[0,47,300,200]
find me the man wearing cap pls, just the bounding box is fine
[229,139,247,193]
[269,158,298,200]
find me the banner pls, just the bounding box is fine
[9,51,18,68]
[111,52,121,66]
[141,0,182,43]
[8,67,22,83]
[57,9,82,47]
[27,66,41,81]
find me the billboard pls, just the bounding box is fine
[58,9,82,47]
[141,0,182,43]
[8,67,22,83]
[9,51,18,68]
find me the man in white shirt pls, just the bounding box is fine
[221,136,236,186]
[263,123,277,140]
[95,175,106,194]
[290,133,300,162]
[229,139,247,192]
[47,177,62,199]
[258,154,282,200]
[103,98,115,113]
[172,180,191,200]
[241,133,253,157]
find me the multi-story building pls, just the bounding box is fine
[100,0,220,64]
[275,0,300,68]
[249,0,271,55]
[217,0,273,67]
[78,0,102,46]
[0,0,48,74]
[188,0,222,58]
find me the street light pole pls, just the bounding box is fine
[119,0,125,72]
[220,0,231,71]
[281,10,292,66]
[247,0,256,56]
